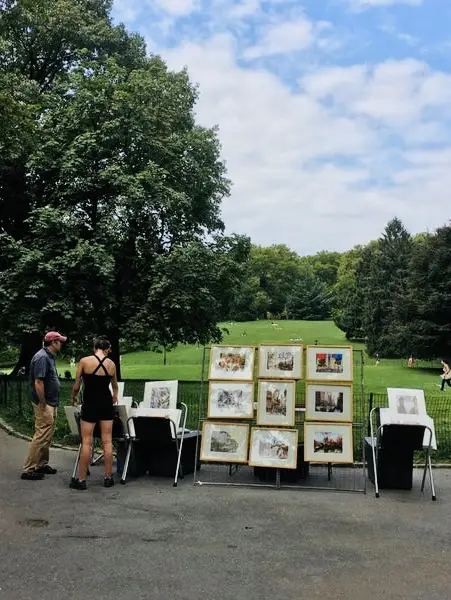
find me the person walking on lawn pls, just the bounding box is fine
[21,331,67,480]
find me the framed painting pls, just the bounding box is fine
[208,381,254,419]
[200,421,250,464]
[209,346,255,381]
[141,380,178,410]
[304,422,353,464]
[305,383,353,423]
[258,344,303,380]
[256,380,296,427]
[387,387,427,417]
[249,428,298,469]
[306,346,353,382]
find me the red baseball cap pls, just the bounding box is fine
[44,331,67,343]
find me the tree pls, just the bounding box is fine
[407,227,451,358]
[363,218,413,357]
[286,270,332,320]
[0,34,242,376]
[332,245,367,340]
[248,245,303,317]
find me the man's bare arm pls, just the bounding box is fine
[34,379,46,405]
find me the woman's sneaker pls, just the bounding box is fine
[104,477,115,488]
[69,478,87,490]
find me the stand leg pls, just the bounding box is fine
[276,469,281,489]
[72,444,81,479]
[372,433,380,498]
[120,441,133,485]
[428,454,436,501]
[328,463,332,481]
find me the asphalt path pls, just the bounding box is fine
[0,428,450,600]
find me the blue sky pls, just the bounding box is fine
[112,0,451,254]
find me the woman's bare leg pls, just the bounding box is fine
[100,420,114,478]
[79,421,95,481]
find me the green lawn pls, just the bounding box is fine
[53,320,442,394]
[1,320,443,394]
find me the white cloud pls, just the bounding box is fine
[229,0,261,18]
[160,35,451,253]
[301,60,451,128]
[243,17,330,59]
[154,0,199,16]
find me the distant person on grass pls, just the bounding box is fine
[69,337,119,490]
[440,359,451,391]
[21,331,67,481]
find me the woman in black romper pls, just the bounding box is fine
[69,338,119,490]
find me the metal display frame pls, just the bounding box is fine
[193,345,366,493]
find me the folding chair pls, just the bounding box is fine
[120,402,187,487]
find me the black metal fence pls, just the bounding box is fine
[1,376,451,460]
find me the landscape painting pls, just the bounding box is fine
[258,345,303,379]
[257,380,296,426]
[209,346,255,381]
[248,428,298,469]
[200,422,250,464]
[305,383,353,423]
[304,423,353,464]
[208,381,254,419]
[306,346,353,382]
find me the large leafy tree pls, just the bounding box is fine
[0,1,249,376]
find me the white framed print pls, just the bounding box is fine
[306,346,353,382]
[200,421,249,464]
[249,428,298,470]
[208,381,254,419]
[305,383,353,423]
[209,346,255,381]
[304,422,353,464]
[257,380,296,427]
[141,380,178,410]
[387,387,427,417]
[258,344,303,380]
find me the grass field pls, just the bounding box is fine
[50,320,442,394]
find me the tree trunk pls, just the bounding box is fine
[10,332,42,376]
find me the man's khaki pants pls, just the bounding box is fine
[22,403,57,472]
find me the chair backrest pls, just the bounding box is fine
[109,381,125,400]
[116,404,135,437]
[121,396,133,407]
[141,380,178,410]
[133,407,181,438]
[64,406,80,436]
[131,416,177,447]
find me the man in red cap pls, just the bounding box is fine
[21,331,67,480]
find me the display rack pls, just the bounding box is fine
[193,344,366,493]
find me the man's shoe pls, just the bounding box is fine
[104,477,115,488]
[21,471,44,481]
[36,465,57,475]
[69,479,87,490]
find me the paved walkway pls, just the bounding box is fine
[0,428,450,600]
